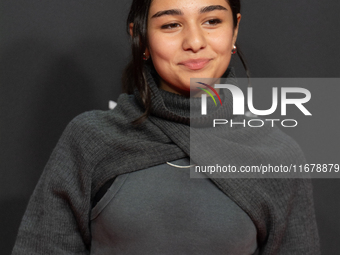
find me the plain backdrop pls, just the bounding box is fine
[1,0,339,254]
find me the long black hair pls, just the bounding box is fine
[122,0,248,124]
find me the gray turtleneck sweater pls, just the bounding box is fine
[12,68,320,254]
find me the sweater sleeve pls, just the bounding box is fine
[12,112,107,254]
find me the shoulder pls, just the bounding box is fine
[58,93,146,156]
[62,110,115,143]
[63,94,139,141]
[46,110,115,171]
[67,109,117,131]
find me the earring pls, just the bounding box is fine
[231,45,237,55]
[143,52,149,60]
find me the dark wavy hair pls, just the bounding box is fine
[122,0,248,124]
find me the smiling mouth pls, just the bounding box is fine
[179,58,211,70]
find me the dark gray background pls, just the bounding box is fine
[0,0,339,254]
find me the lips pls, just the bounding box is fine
[178,58,211,70]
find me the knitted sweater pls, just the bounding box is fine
[12,68,320,254]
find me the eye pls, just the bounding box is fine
[161,23,181,30]
[203,19,222,26]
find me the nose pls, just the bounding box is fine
[182,25,207,53]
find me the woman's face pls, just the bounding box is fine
[146,0,241,96]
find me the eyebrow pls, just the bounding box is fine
[200,5,228,13]
[151,5,228,19]
[151,9,183,18]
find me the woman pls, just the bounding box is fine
[12,0,320,254]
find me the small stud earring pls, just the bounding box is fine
[231,45,237,55]
[143,52,149,60]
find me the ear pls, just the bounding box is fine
[145,48,150,58]
[232,13,242,46]
[129,23,134,37]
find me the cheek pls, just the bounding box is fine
[208,29,234,76]
[210,29,234,55]
[148,34,179,65]
[148,34,180,84]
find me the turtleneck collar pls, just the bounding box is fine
[134,65,237,127]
